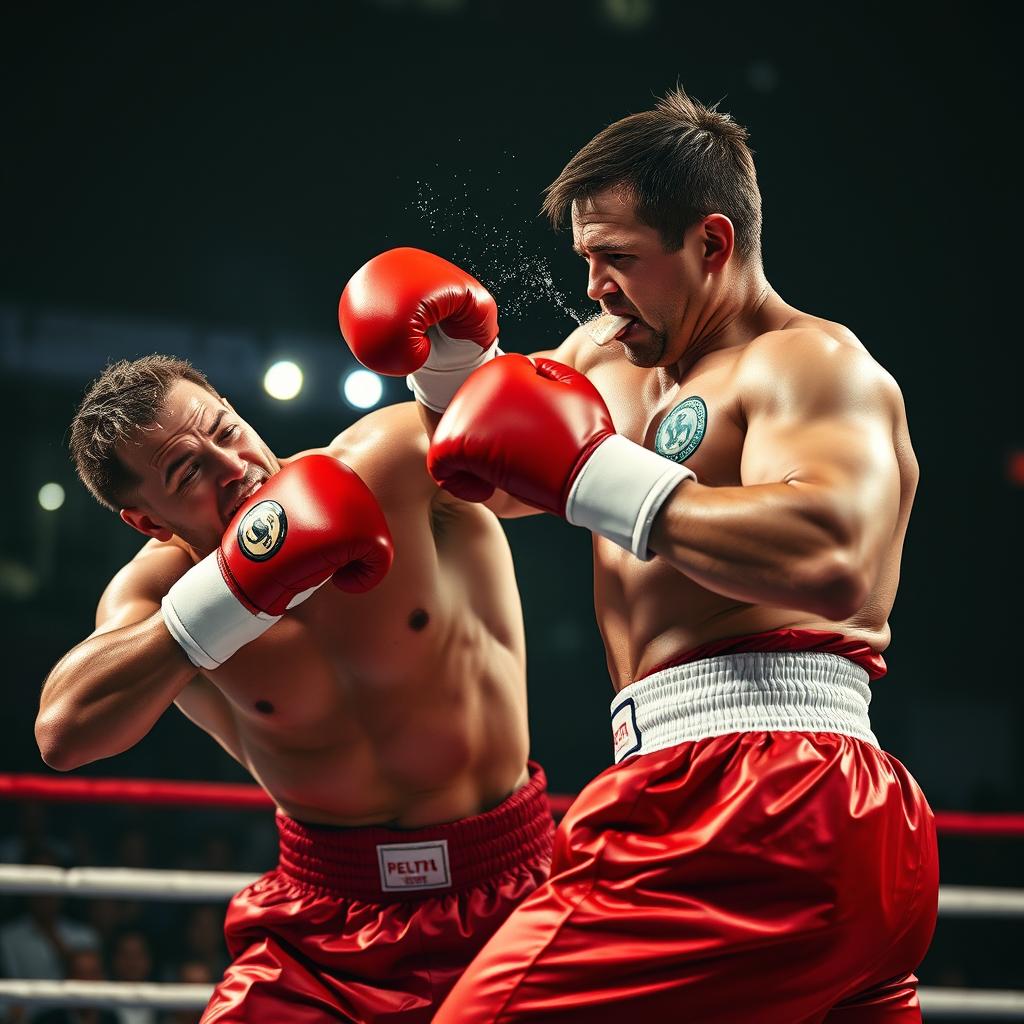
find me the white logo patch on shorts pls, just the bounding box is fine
[377,840,451,891]
[611,697,642,762]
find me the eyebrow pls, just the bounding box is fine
[573,239,636,256]
[162,409,227,487]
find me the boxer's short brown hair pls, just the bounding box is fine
[543,87,762,260]
[70,355,218,511]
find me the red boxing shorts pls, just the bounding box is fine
[201,762,553,1023]
[435,643,938,1023]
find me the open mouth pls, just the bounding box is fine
[225,479,265,525]
[612,317,638,341]
[593,314,636,346]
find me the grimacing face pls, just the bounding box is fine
[572,188,707,368]
[116,379,280,555]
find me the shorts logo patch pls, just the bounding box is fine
[237,500,287,562]
[655,396,707,463]
[377,840,451,891]
[611,697,642,763]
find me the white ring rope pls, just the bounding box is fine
[938,885,1024,918]
[0,864,257,900]
[0,980,213,1010]
[0,866,1020,1019]
[2,865,1023,918]
[0,981,1020,1018]
[919,988,1024,1019]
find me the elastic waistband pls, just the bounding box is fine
[641,628,887,681]
[275,762,552,902]
[611,652,878,764]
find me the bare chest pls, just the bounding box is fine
[207,551,451,733]
[590,357,747,487]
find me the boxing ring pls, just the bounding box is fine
[1,774,1021,1020]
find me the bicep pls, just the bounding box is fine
[741,378,901,556]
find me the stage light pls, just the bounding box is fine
[263,361,304,401]
[38,483,65,511]
[343,369,383,410]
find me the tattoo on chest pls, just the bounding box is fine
[654,396,708,463]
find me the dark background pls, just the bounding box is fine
[1,0,1021,996]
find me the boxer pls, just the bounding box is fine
[36,354,552,1022]
[362,87,936,1022]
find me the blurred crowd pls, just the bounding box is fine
[0,802,277,1024]
[1,796,1021,1019]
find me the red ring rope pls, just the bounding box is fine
[1,774,1021,837]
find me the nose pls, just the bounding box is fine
[213,445,247,485]
[586,261,620,303]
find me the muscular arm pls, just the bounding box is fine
[648,332,905,620]
[35,544,234,771]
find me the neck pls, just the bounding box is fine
[662,265,779,384]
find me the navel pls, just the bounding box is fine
[254,700,274,715]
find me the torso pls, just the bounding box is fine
[124,404,528,827]
[574,310,916,689]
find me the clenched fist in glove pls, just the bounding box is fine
[427,355,694,560]
[162,455,393,669]
[338,247,501,412]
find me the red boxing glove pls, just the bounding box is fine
[162,455,393,668]
[428,355,694,559]
[427,354,613,511]
[338,247,500,411]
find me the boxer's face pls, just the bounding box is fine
[572,188,709,367]
[116,379,280,554]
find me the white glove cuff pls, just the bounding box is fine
[161,552,279,670]
[407,331,501,413]
[565,434,695,561]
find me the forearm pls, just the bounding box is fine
[36,613,196,771]
[647,480,870,620]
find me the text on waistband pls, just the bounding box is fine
[377,839,451,891]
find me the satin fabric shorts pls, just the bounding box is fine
[201,762,553,1023]
[435,653,938,1023]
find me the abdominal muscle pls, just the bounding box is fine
[184,512,529,829]
[595,540,893,691]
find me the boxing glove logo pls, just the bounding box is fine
[237,501,288,562]
[655,396,707,463]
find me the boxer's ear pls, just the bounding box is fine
[698,214,735,273]
[120,507,173,543]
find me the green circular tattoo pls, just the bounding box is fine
[654,396,708,463]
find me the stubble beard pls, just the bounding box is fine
[621,327,667,368]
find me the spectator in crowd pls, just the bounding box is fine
[33,948,118,1024]
[159,961,212,1024]
[0,849,100,986]
[108,932,155,1024]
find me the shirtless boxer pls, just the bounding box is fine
[35,353,552,1022]
[417,88,937,1022]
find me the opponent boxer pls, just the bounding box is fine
[35,354,552,1022]
[418,88,938,1021]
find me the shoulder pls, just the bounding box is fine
[95,539,193,632]
[328,402,427,467]
[736,325,904,419]
[532,316,621,375]
[326,402,434,502]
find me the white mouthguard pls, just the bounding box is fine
[589,315,633,347]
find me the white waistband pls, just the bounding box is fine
[610,652,878,764]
